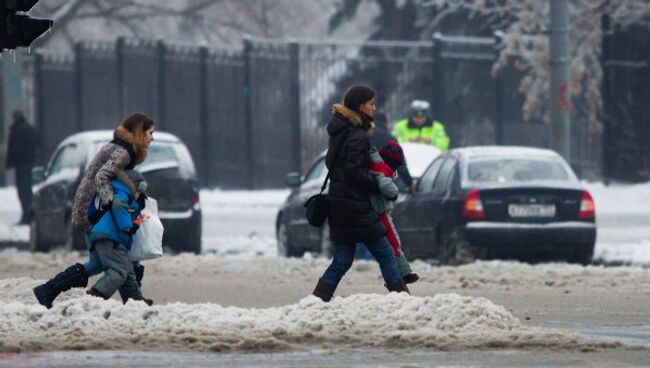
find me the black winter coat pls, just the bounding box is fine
[326,104,386,244]
[5,118,37,168]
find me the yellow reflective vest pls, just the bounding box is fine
[391,118,450,151]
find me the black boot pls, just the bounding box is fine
[403,272,420,284]
[386,280,410,294]
[312,278,337,302]
[119,265,153,305]
[33,263,89,309]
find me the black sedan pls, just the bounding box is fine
[393,146,596,265]
[276,143,441,257]
[30,130,202,254]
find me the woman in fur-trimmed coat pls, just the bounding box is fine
[311,85,408,302]
[32,113,155,310]
[71,112,155,233]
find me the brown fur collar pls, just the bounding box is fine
[331,104,375,131]
[114,125,148,164]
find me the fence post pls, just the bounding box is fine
[74,42,83,132]
[242,37,255,189]
[431,34,446,144]
[289,41,302,175]
[156,40,166,131]
[493,35,503,145]
[600,14,611,184]
[116,37,125,117]
[198,46,211,186]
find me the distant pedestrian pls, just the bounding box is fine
[312,84,408,302]
[5,110,38,225]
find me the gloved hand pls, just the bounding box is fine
[127,223,140,235]
[136,191,147,210]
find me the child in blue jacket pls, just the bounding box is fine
[86,170,151,304]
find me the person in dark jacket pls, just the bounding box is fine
[5,110,38,225]
[370,111,414,192]
[312,85,409,302]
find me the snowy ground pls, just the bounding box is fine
[1,182,650,366]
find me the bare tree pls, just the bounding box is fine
[31,0,333,51]
[332,0,650,130]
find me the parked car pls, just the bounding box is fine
[276,143,441,257]
[30,130,202,254]
[392,146,596,265]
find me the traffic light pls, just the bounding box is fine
[1,0,53,50]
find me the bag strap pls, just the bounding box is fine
[319,126,352,194]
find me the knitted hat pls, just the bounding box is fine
[379,141,406,171]
[126,169,148,193]
[343,85,376,112]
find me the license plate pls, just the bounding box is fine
[508,204,556,218]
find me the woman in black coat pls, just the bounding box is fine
[312,85,408,302]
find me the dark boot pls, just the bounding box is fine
[312,278,337,302]
[403,272,420,284]
[119,264,153,305]
[386,280,410,294]
[86,287,110,300]
[33,263,89,309]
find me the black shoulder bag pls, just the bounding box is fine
[303,128,349,227]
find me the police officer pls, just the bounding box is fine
[392,100,449,151]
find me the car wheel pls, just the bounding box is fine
[276,220,302,258]
[30,218,49,253]
[567,247,593,266]
[319,223,334,258]
[65,218,86,251]
[186,221,202,255]
[277,221,290,257]
[439,229,479,265]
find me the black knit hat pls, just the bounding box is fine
[343,84,376,112]
[379,141,406,171]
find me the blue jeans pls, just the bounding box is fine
[321,236,402,287]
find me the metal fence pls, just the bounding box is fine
[28,34,607,189]
[602,16,650,182]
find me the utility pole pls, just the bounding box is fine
[549,0,571,161]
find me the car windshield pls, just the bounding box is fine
[466,157,572,184]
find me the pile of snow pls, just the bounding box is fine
[0,278,620,353]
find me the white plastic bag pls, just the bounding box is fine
[129,197,164,261]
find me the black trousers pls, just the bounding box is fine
[15,164,33,223]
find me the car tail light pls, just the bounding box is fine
[463,188,485,220]
[578,190,595,219]
[192,193,201,211]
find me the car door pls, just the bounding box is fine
[420,157,459,257]
[286,157,327,248]
[394,156,446,259]
[37,143,81,243]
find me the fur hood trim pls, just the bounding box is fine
[331,104,375,131]
[114,125,148,164]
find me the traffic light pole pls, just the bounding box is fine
[549,0,571,162]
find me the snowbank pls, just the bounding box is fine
[0,278,620,353]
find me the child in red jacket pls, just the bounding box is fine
[369,141,419,284]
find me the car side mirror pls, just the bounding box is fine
[285,172,301,188]
[32,166,45,183]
